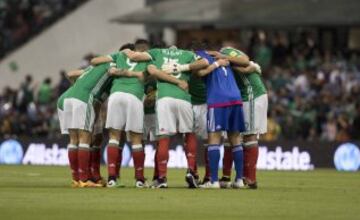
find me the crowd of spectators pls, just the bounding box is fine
[248,31,360,142]
[0,0,88,59]
[0,30,359,142]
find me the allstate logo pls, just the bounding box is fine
[0,139,24,164]
[334,143,360,171]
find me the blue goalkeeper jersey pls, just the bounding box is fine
[196,50,242,108]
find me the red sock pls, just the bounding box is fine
[204,145,210,179]
[91,146,101,181]
[116,148,123,178]
[132,145,145,180]
[185,133,197,174]
[153,147,159,179]
[223,147,233,177]
[68,146,78,181]
[107,144,120,178]
[244,146,259,182]
[78,144,91,181]
[157,137,170,178]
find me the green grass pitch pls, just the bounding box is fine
[0,166,359,220]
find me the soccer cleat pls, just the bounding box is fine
[107,179,125,188]
[151,177,168,189]
[219,176,232,189]
[244,178,258,189]
[135,179,149,188]
[201,177,211,185]
[78,180,103,188]
[232,179,245,189]
[92,177,106,187]
[185,169,199,188]
[199,181,220,189]
[71,180,80,188]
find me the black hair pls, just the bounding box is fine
[135,39,149,45]
[119,43,135,51]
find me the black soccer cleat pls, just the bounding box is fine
[185,169,199,189]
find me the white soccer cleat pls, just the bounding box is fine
[232,179,245,189]
[135,180,149,188]
[199,181,220,189]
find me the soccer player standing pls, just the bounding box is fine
[195,48,249,188]
[92,44,149,187]
[213,47,268,189]
[62,63,114,187]
[124,46,208,188]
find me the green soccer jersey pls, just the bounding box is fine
[66,63,113,103]
[189,74,206,105]
[221,47,267,101]
[57,88,72,110]
[146,48,197,103]
[109,52,148,101]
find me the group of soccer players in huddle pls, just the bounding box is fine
[57,39,268,189]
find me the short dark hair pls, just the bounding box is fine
[135,39,149,45]
[119,43,135,51]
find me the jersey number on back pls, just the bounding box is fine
[126,58,137,71]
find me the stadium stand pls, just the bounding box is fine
[0,30,359,141]
[0,0,88,59]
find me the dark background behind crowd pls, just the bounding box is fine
[0,0,88,59]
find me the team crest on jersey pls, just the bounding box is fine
[229,51,238,57]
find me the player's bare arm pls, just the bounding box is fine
[90,56,113,66]
[147,64,188,91]
[196,59,229,77]
[208,50,249,67]
[108,67,144,81]
[233,61,261,75]
[66,69,84,83]
[123,49,152,62]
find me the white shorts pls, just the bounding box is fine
[57,108,68,134]
[242,94,268,135]
[105,92,144,133]
[156,97,194,136]
[193,104,208,139]
[143,113,157,141]
[63,98,95,132]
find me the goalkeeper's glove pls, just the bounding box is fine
[161,63,190,74]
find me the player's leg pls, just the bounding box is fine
[68,98,101,187]
[130,132,147,187]
[227,104,247,189]
[106,129,123,187]
[243,134,258,189]
[199,131,222,188]
[220,138,233,188]
[192,104,209,184]
[105,92,127,187]
[177,99,197,188]
[243,94,268,189]
[90,133,105,186]
[153,98,177,188]
[89,101,105,185]
[59,102,79,187]
[68,129,79,187]
[125,93,146,187]
[143,113,159,183]
[228,131,244,188]
[78,129,102,187]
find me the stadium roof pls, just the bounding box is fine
[112,0,360,27]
